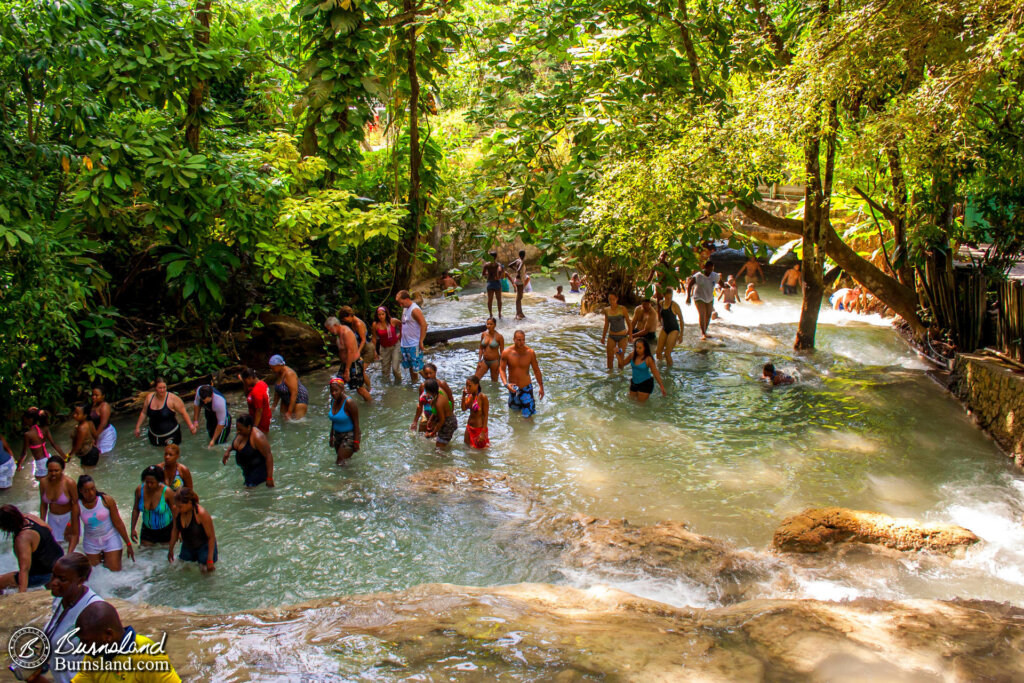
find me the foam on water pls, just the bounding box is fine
[2,278,1021,612]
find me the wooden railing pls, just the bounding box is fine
[996,279,1024,362]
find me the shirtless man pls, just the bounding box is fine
[780,263,801,295]
[326,316,372,402]
[499,330,545,418]
[630,299,659,351]
[736,256,765,283]
[745,283,763,304]
[482,251,504,319]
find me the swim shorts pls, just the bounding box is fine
[149,425,182,447]
[401,345,425,372]
[345,359,366,391]
[331,429,356,452]
[486,280,502,291]
[435,415,458,444]
[783,284,798,295]
[179,542,218,565]
[78,446,100,467]
[507,383,536,418]
[141,524,172,545]
[630,378,655,395]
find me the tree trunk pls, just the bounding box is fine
[886,144,914,287]
[796,138,824,350]
[390,0,421,296]
[675,0,703,94]
[185,0,212,153]
[735,201,927,339]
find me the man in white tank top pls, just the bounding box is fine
[397,290,428,382]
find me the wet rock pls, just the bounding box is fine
[405,468,771,601]
[3,584,1022,681]
[773,507,980,554]
[238,313,326,372]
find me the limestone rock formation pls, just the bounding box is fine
[3,584,1021,681]
[773,507,980,554]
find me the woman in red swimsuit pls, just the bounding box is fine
[371,306,403,384]
[461,376,490,449]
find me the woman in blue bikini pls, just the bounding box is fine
[475,317,505,381]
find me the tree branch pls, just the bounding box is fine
[852,185,896,224]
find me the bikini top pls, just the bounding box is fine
[42,482,70,506]
[480,335,500,349]
[28,425,46,450]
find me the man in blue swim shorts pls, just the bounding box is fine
[397,290,428,382]
[482,251,504,319]
[499,330,545,418]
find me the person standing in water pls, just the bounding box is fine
[482,251,505,319]
[412,364,455,431]
[70,403,100,466]
[569,273,582,293]
[168,487,217,572]
[372,306,404,384]
[718,275,740,311]
[630,298,659,350]
[134,377,197,446]
[340,305,376,373]
[686,260,721,340]
[506,249,528,319]
[780,262,801,295]
[327,378,360,464]
[476,317,505,381]
[397,290,428,383]
[736,256,765,283]
[625,338,667,402]
[269,354,309,420]
[601,292,632,370]
[0,504,64,593]
[499,330,545,418]
[419,378,457,447]
[553,285,566,302]
[239,368,273,433]
[0,433,15,490]
[40,456,80,550]
[193,384,232,447]
[461,376,490,449]
[656,288,683,366]
[131,465,176,546]
[159,444,193,492]
[18,408,66,480]
[77,475,133,571]
[223,414,275,488]
[89,386,117,454]
[327,316,372,402]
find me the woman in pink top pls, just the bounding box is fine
[372,306,403,384]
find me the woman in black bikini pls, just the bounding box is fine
[475,318,505,381]
[223,415,275,488]
[133,377,197,446]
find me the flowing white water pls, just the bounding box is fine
[2,278,1021,611]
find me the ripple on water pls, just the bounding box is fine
[1,281,1022,612]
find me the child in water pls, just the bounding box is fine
[553,285,565,302]
[762,363,794,386]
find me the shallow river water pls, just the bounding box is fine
[3,280,1023,613]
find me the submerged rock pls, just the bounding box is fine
[3,584,1021,681]
[405,468,772,602]
[773,507,980,554]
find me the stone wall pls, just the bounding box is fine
[950,352,1024,466]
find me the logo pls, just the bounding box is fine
[8,627,50,670]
